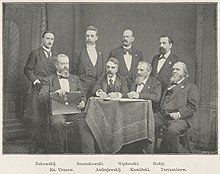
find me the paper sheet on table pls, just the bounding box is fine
[95,97,149,102]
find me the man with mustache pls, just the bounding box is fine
[151,36,181,97]
[92,57,129,99]
[154,62,199,153]
[108,29,143,90]
[72,26,105,99]
[127,61,161,112]
[39,54,95,153]
[24,31,56,152]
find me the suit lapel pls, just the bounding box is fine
[52,75,61,91]
[96,47,103,75]
[167,79,187,102]
[114,76,121,91]
[81,47,89,74]
[158,53,174,75]
[102,77,108,93]
[39,47,49,73]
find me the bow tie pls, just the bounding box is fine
[159,55,166,60]
[170,82,178,86]
[58,75,68,79]
[123,48,132,55]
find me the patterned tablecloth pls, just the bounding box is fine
[85,97,154,154]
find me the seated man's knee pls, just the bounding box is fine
[51,119,64,129]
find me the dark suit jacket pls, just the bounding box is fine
[39,74,86,104]
[24,47,56,84]
[72,46,106,81]
[130,76,162,103]
[150,53,181,93]
[159,79,199,126]
[108,46,143,89]
[92,74,129,97]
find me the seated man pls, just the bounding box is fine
[92,57,129,99]
[39,54,95,153]
[154,62,199,153]
[128,61,161,112]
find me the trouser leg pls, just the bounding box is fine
[50,115,65,153]
[166,119,188,153]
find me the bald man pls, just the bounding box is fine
[108,29,143,90]
[154,62,199,153]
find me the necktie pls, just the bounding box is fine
[109,79,113,85]
[123,48,132,55]
[44,50,52,60]
[58,75,68,79]
[159,55,166,60]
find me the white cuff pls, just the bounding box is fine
[96,89,104,96]
[116,92,122,98]
[177,112,181,118]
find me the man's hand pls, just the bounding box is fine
[97,89,108,99]
[108,92,121,99]
[169,113,179,120]
[55,89,67,97]
[77,101,85,110]
[127,91,139,99]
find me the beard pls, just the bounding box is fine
[159,47,166,55]
[60,68,70,78]
[170,73,184,83]
[135,76,146,85]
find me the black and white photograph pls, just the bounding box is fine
[1,0,219,173]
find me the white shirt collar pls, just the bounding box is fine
[123,45,132,49]
[159,50,171,59]
[176,77,185,84]
[107,74,116,84]
[86,44,96,49]
[42,46,51,52]
[138,75,149,85]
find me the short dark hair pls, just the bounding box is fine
[86,25,99,35]
[160,35,174,44]
[42,30,55,38]
[108,57,119,66]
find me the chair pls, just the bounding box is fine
[44,104,80,153]
[154,127,191,153]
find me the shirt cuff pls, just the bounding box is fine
[116,92,122,98]
[33,79,39,85]
[96,89,104,96]
[177,112,181,118]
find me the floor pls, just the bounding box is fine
[3,137,206,155]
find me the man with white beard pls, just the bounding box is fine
[154,62,199,153]
[127,61,161,112]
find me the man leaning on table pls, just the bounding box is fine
[127,61,162,112]
[92,57,129,99]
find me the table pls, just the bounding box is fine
[85,97,154,154]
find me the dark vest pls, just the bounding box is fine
[86,57,98,79]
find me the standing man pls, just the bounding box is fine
[108,29,143,90]
[151,36,181,95]
[24,31,56,152]
[92,57,129,99]
[154,62,199,153]
[39,54,95,153]
[72,25,106,99]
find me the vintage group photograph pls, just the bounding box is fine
[2,2,217,155]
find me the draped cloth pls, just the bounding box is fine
[85,97,154,153]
